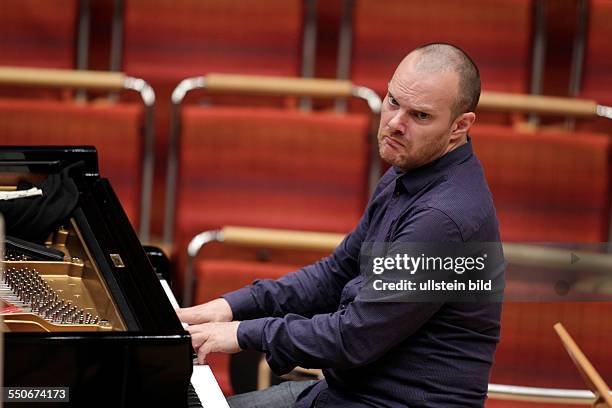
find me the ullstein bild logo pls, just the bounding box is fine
[371,278,492,292]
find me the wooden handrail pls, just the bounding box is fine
[205,73,354,98]
[222,226,344,251]
[0,66,126,90]
[479,91,599,117]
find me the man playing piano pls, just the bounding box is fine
[177,43,502,408]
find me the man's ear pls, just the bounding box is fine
[451,112,476,138]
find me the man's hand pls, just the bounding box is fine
[187,321,242,364]
[176,298,233,324]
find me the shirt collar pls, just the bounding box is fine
[394,136,474,195]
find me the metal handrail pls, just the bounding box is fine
[488,383,611,404]
[0,66,156,241]
[164,73,382,244]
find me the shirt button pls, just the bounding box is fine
[339,304,346,310]
[394,190,400,197]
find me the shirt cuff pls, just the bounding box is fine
[237,318,272,351]
[222,286,258,321]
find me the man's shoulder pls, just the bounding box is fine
[418,156,499,241]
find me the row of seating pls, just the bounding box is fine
[2,1,611,236]
[2,0,610,103]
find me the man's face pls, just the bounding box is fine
[377,56,464,171]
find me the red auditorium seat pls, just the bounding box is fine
[581,0,612,105]
[472,125,611,242]
[122,0,303,84]
[195,260,303,307]
[349,0,533,98]
[0,0,77,68]
[0,0,79,99]
[578,0,612,134]
[0,99,144,227]
[175,107,370,248]
[121,0,306,234]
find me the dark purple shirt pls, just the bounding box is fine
[224,139,502,407]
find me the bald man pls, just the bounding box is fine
[178,43,502,407]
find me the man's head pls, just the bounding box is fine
[377,43,480,171]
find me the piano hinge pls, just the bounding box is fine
[109,253,125,268]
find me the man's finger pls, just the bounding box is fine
[191,332,203,352]
[176,307,200,324]
[186,322,211,335]
[190,331,211,351]
[197,342,212,365]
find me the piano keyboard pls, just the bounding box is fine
[187,383,204,408]
[160,279,231,408]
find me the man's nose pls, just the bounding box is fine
[387,110,406,134]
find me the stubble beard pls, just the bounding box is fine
[378,132,448,172]
[378,133,412,170]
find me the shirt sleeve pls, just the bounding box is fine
[236,207,463,375]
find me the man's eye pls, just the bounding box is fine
[388,95,399,107]
[413,111,430,120]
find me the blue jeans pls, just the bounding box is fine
[227,380,317,408]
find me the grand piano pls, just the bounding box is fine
[0,146,223,407]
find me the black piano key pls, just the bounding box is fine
[187,383,204,408]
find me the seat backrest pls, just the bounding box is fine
[0,0,79,99]
[581,0,612,105]
[472,125,611,242]
[350,0,532,97]
[0,0,78,68]
[122,0,303,84]
[0,99,143,228]
[175,106,371,242]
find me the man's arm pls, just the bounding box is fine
[189,207,462,369]
[238,299,444,374]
